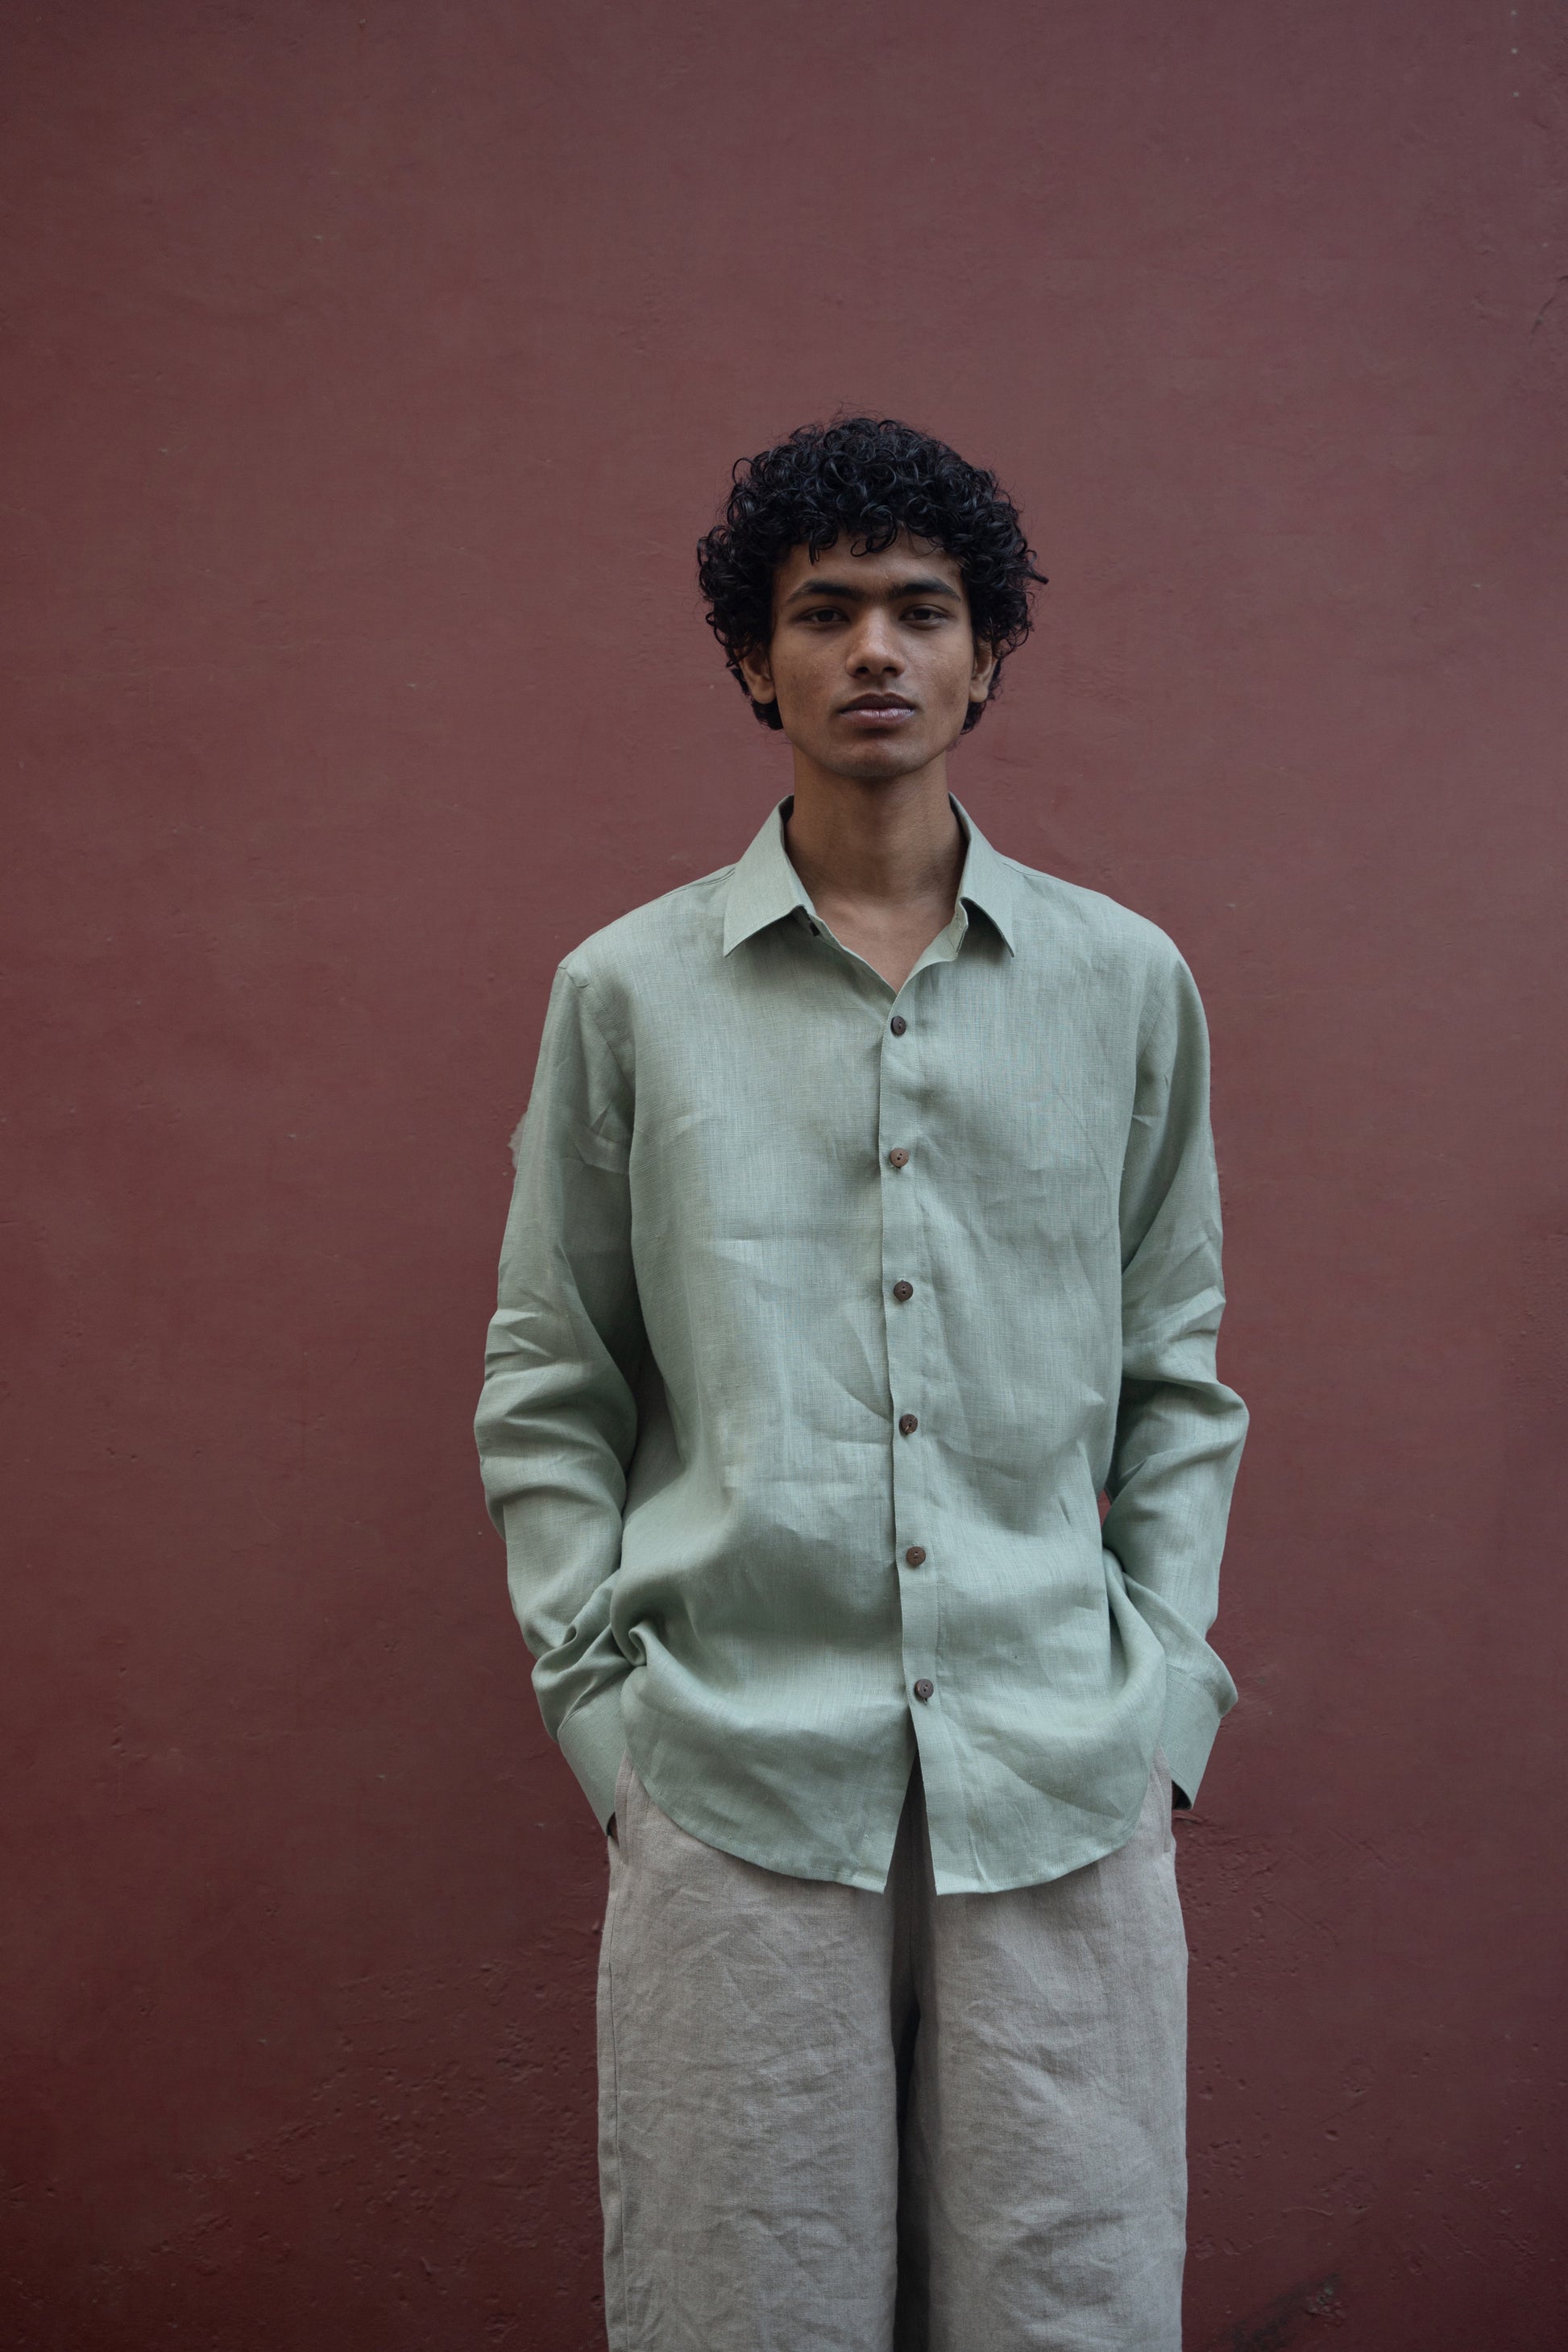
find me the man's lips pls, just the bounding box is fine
[838,696,916,721]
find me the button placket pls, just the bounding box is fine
[878,986,938,1717]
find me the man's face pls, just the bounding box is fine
[738,532,998,783]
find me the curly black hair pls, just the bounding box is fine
[696,416,1045,732]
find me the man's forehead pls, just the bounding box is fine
[774,532,964,595]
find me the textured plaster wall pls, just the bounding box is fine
[3,3,1566,2346]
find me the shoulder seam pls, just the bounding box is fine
[562,965,634,1089]
[1135,928,1187,1057]
[633,861,737,910]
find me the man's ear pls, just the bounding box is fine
[969,636,999,706]
[737,642,778,711]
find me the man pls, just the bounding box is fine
[475,416,1247,2351]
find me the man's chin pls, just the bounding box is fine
[801,736,940,786]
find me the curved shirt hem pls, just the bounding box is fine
[628,1733,1158,1898]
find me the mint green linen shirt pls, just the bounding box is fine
[475,795,1247,1894]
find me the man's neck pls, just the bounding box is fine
[782,764,966,991]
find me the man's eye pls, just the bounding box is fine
[801,607,843,624]
[906,605,948,622]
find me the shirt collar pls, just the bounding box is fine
[722,793,1017,957]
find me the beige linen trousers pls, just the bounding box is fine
[596,1752,1188,2351]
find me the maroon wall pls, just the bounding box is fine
[5,4,1566,2346]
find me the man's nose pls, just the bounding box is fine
[847,612,903,674]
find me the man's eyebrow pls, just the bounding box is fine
[782,574,964,606]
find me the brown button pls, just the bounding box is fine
[904,1545,927,1567]
[898,1412,919,1436]
[887,1147,909,1169]
[892,1280,914,1302]
[914,1678,935,1703]
[890,1014,907,1035]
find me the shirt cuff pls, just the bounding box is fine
[556,1682,628,1830]
[1159,1661,1225,1809]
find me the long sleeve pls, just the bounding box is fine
[475,964,645,1827]
[1101,943,1248,1807]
